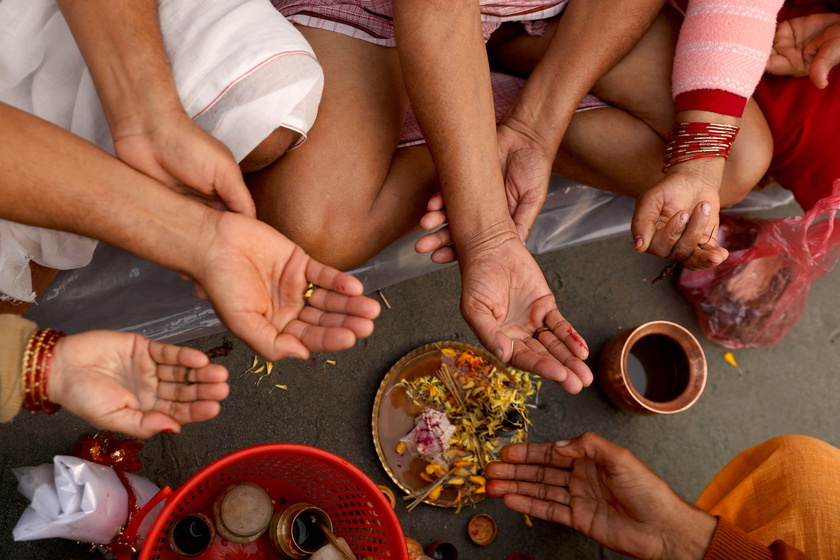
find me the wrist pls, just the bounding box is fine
[658,503,717,560]
[454,219,522,264]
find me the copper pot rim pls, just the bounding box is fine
[618,321,707,414]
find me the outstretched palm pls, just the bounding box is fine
[195,211,381,361]
[459,237,591,394]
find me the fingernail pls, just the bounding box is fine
[291,354,305,360]
[679,212,689,224]
[554,440,571,447]
[161,429,176,434]
[495,348,504,360]
[701,203,711,216]
[633,236,643,249]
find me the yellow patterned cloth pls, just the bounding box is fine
[697,435,840,559]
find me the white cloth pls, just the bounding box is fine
[12,456,162,545]
[0,0,324,302]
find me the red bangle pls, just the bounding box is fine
[662,122,739,174]
[22,329,65,414]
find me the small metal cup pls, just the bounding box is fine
[212,482,274,544]
[269,501,333,559]
[168,513,215,557]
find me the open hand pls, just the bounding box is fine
[766,13,840,89]
[192,212,381,361]
[113,108,256,216]
[458,236,591,393]
[48,331,230,439]
[631,170,729,270]
[486,433,717,560]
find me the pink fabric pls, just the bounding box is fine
[673,0,785,116]
[273,0,568,46]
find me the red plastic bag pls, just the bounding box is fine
[678,180,840,349]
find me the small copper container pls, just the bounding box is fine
[269,501,332,559]
[467,513,497,546]
[598,321,707,414]
[212,482,273,544]
[168,513,215,557]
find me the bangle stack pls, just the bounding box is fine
[22,328,65,414]
[662,122,740,174]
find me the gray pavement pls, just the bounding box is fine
[2,200,839,559]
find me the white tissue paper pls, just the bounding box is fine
[12,455,163,546]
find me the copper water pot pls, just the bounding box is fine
[598,321,707,414]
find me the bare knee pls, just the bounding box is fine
[239,127,301,174]
[720,100,773,208]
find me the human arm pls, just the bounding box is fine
[765,12,840,89]
[632,0,783,269]
[56,0,255,216]
[392,1,591,390]
[0,103,380,360]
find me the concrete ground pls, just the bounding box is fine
[2,200,838,560]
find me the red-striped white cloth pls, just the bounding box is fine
[273,0,607,146]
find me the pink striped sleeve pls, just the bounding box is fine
[673,0,784,117]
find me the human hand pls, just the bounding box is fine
[48,331,230,439]
[458,235,591,393]
[766,13,840,89]
[113,108,256,217]
[485,433,717,560]
[631,167,729,270]
[191,212,381,361]
[414,123,553,263]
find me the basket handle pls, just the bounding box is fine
[116,485,173,560]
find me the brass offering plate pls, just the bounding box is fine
[372,341,528,509]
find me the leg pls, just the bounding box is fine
[695,435,840,557]
[0,263,58,315]
[247,27,438,271]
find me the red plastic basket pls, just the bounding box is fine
[130,443,407,559]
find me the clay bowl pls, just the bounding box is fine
[598,321,707,414]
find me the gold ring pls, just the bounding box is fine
[532,327,550,339]
[303,283,315,301]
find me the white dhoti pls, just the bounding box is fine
[0,0,324,302]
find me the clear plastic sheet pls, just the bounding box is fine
[26,178,794,343]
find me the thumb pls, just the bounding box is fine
[465,304,513,363]
[215,162,257,217]
[631,194,662,253]
[809,38,840,88]
[512,200,542,243]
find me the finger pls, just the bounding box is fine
[148,339,211,369]
[154,400,224,426]
[157,363,229,384]
[545,309,589,359]
[305,260,366,297]
[486,479,571,505]
[307,289,381,320]
[681,245,729,270]
[158,377,231,403]
[216,162,257,218]
[513,337,590,394]
[501,493,572,527]
[810,39,840,89]
[647,211,690,258]
[467,309,514,364]
[415,226,452,254]
[240,318,311,361]
[511,199,543,243]
[668,203,712,262]
[419,210,448,231]
[299,306,375,338]
[282,320,358,352]
[430,246,457,264]
[427,191,445,212]
[630,193,667,253]
[485,462,572,486]
[497,442,576,469]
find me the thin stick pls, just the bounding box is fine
[377,289,392,310]
[403,468,456,512]
[313,518,355,560]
